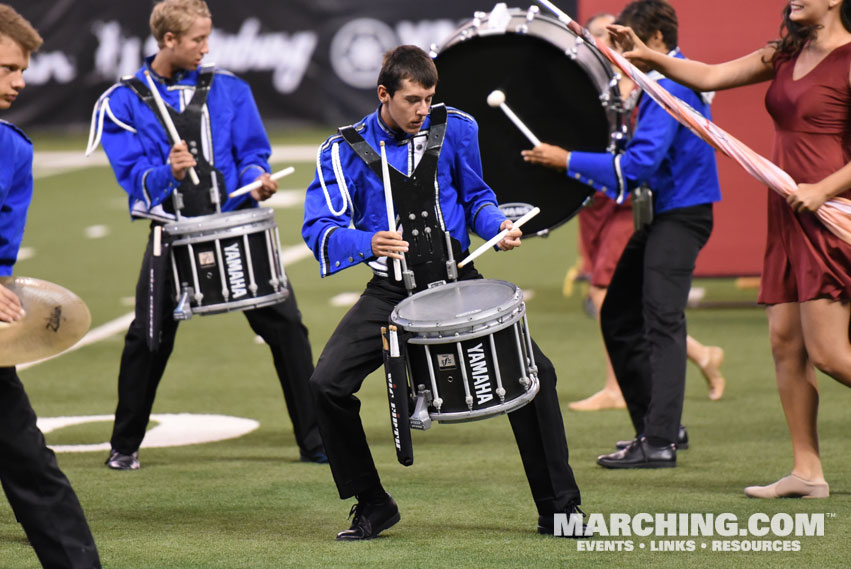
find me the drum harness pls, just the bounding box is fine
[123,67,227,220]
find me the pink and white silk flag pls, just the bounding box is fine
[536,0,851,246]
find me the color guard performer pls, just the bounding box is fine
[302,45,584,540]
[87,0,324,470]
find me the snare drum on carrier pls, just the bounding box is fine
[390,279,539,429]
[163,208,288,319]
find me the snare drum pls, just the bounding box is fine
[390,279,539,425]
[163,208,288,319]
[434,5,625,236]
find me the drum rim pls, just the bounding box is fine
[436,7,619,106]
[163,207,276,235]
[428,373,540,423]
[188,289,288,314]
[390,279,524,331]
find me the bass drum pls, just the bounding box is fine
[433,5,624,236]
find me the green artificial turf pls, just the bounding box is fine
[3,150,848,568]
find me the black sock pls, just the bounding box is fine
[646,436,670,448]
[356,485,387,504]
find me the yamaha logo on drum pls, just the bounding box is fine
[466,343,493,405]
[498,202,535,221]
[223,242,248,299]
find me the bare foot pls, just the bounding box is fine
[698,346,725,401]
[568,388,626,411]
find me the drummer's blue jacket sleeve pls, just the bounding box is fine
[567,81,679,204]
[0,122,34,276]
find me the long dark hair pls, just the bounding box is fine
[773,0,851,61]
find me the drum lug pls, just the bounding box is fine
[496,386,506,402]
[465,395,474,410]
[409,389,433,431]
[402,270,417,291]
[173,287,194,320]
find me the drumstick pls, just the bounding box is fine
[144,71,200,186]
[380,141,403,282]
[227,166,295,198]
[457,207,540,268]
[487,90,542,147]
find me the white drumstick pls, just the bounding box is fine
[487,90,542,147]
[457,206,540,268]
[228,166,295,198]
[144,71,200,186]
[379,141,402,282]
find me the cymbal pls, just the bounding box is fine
[0,276,91,366]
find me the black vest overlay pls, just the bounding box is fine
[124,68,226,217]
[340,105,463,291]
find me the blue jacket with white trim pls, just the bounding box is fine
[0,120,33,275]
[302,105,506,277]
[567,50,721,214]
[88,57,272,221]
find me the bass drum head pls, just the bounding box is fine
[434,24,614,236]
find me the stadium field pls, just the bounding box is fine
[3,134,849,568]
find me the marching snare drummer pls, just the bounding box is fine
[302,45,584,540]
[88,0,325,469]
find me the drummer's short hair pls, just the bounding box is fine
[150,0,211,48]
[0,4,43,54]
[378,45,438,96]
[616,0,678,52]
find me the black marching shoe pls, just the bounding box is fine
[597,436,676,469]
[615,425,689,450]
[105,449,140,470]
[336,493,400,541]
[299,448,329,464]
[537,504,589,538]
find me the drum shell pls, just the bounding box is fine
[391,280,539,423]
[163,208,288,315]
[434,7,623,236]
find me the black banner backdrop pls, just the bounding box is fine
[3,1,576,130]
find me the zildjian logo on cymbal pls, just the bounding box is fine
[44,306,62,332]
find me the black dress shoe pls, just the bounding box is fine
[537,504,589,538]
[615,425,689,450]
[299,449,329,464]
[336,494,400,541]
[598,436,676,469]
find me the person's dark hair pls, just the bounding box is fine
[0,4,43,53]
[377,45,438,96]
[772,0,851,62]
[615,0,678,52]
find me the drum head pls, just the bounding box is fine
[435,15,616,236]
[391,279,521,332]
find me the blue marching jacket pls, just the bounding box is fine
[0,120,33,275]
[87,57,272,221]
[302,105,506,278]
[567,49,721,214]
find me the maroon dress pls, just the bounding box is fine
[761,42,851,304]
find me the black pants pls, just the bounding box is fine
[0,367,101,569]
[600,204,713,446]
[309,272,581,516]
[110,226,323,456]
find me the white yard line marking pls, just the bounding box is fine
[18,245,313,371]
[33,145,318,179]
[330,292,360,307]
